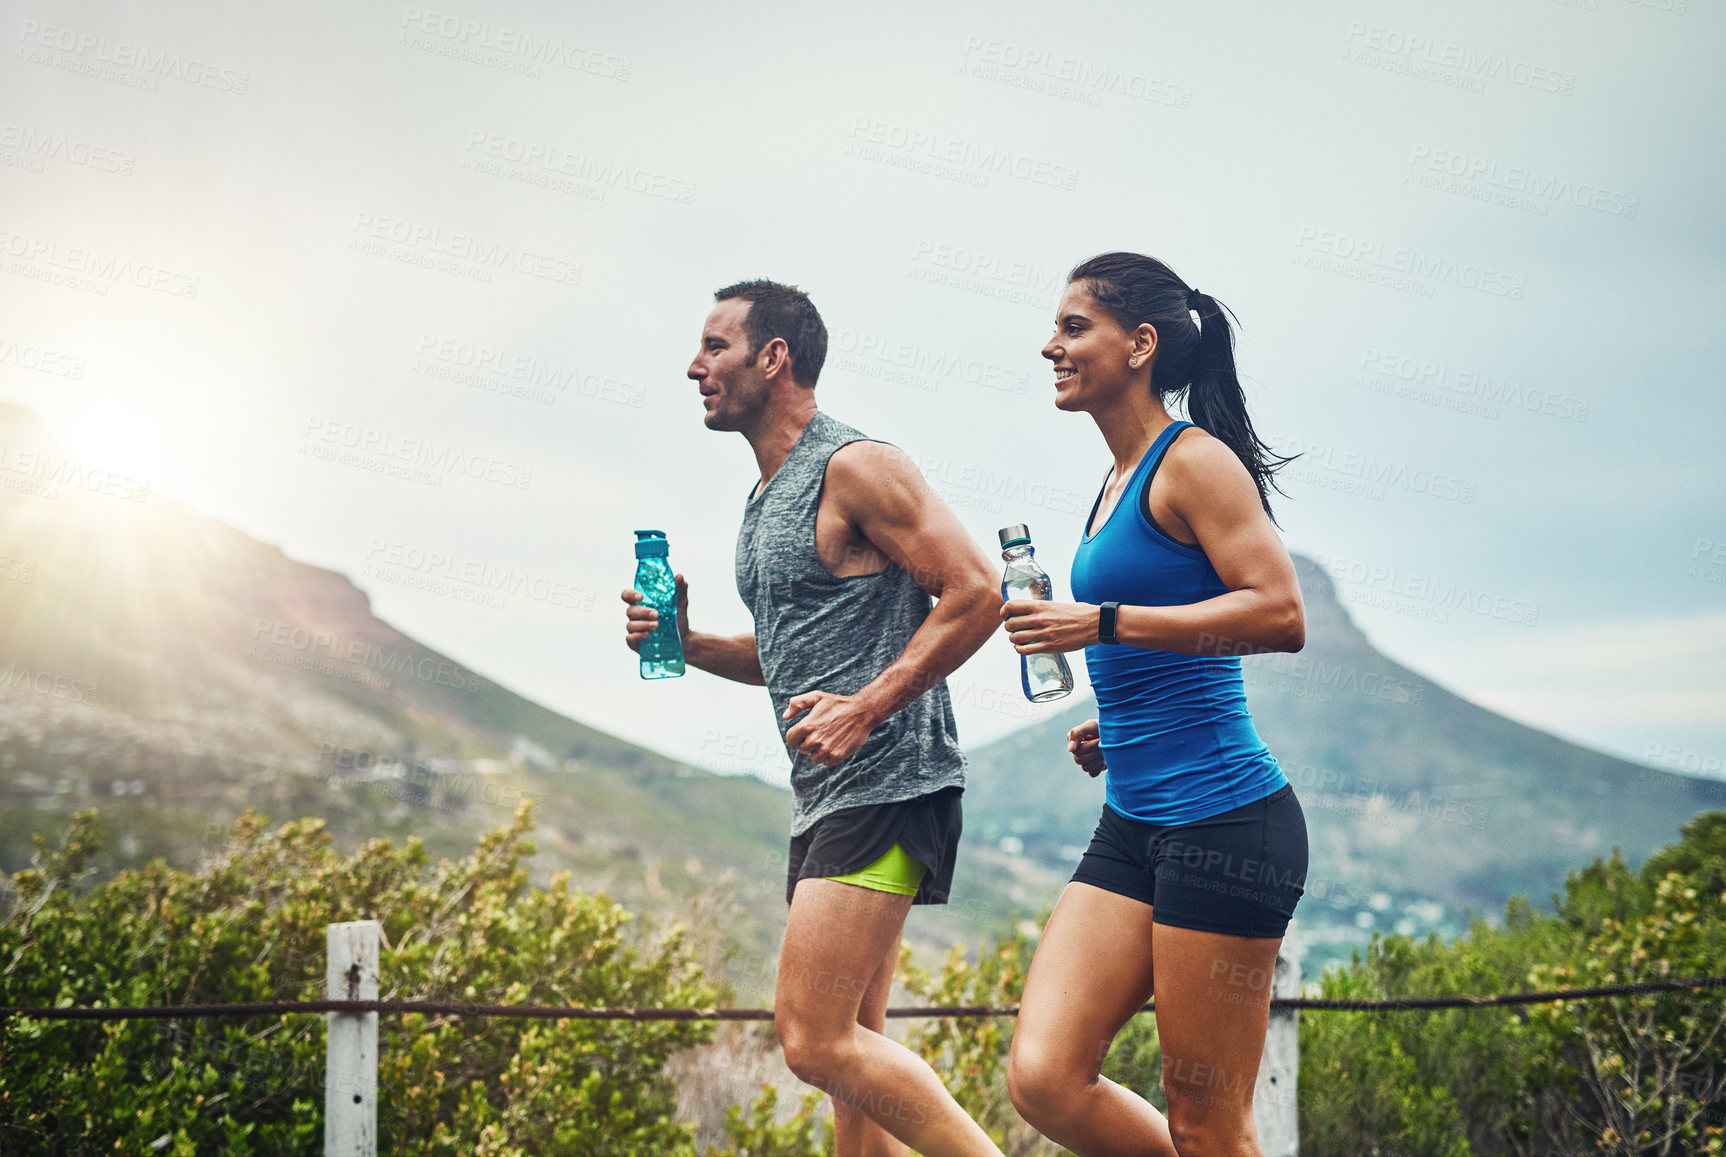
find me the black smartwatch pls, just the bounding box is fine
[1098,601,1121,644]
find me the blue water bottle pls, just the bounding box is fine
[634,530,685,679]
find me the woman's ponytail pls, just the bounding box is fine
[1069,254,1295,520]
[1183,289,1295,519]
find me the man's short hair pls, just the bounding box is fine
[713,279,827,388]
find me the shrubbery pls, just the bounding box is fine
[2,804,745,1156]
[4,807,1722,1154]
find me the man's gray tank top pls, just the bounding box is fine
[735,411,967,836]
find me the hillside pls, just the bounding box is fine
[3,400,1716,982]
[0,405,799,978]
[0,403,1052,995]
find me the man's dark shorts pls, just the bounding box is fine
[786,785,963,905]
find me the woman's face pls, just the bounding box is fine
[1042,281,1153,413]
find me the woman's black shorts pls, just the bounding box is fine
[1070,783,1307,938]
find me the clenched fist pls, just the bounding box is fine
[1067,718,1105,778]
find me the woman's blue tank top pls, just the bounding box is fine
[1069,421,1288,825]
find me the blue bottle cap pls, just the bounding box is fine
[634,529,669,559]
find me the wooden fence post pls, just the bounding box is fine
[1253,919,1301,1155]
[325,920,380,1157]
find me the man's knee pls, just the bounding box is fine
[776,1008,846,1085]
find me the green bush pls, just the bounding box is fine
[6,807,1723,1154]
[0,805,724,1156]
[1301,810,1726,1156]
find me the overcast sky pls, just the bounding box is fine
[3,0,1723,789]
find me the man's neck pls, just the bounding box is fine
[744,393,820,493]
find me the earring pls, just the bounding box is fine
[1130,358,1141,367]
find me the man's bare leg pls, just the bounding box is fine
[830,932,911,1156]
[776,877,1003,1157]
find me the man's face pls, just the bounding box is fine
[688,298,769,432]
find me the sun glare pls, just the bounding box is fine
[43,397,166,484]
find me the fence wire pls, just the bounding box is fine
[5,974,1723,1023]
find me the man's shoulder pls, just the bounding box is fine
[807,410,873,448]
[826,439,921,503]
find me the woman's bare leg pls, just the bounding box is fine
[1151,923,1282,1157]
[1007,882,1177,1156]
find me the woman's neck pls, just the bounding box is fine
[1091,390,1177,476]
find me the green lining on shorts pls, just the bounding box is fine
[825,842,928,896]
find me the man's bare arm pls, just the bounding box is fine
[781,442,1001,767]
[686,627,766,685]
[826,441,1002,725]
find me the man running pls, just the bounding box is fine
[622,280,1003,1156]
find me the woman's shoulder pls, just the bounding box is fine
[1159,423,1257,491]
[1163,422,1226,464]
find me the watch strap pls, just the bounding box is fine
[1098,601,1120,644]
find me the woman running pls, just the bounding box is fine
[1000,252,1307,1157]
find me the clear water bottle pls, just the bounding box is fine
[999,524,1073,702]
[634,529,685,679]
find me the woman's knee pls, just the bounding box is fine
[1165,1101,1253,1157]
[1006,1040,1085,1127]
